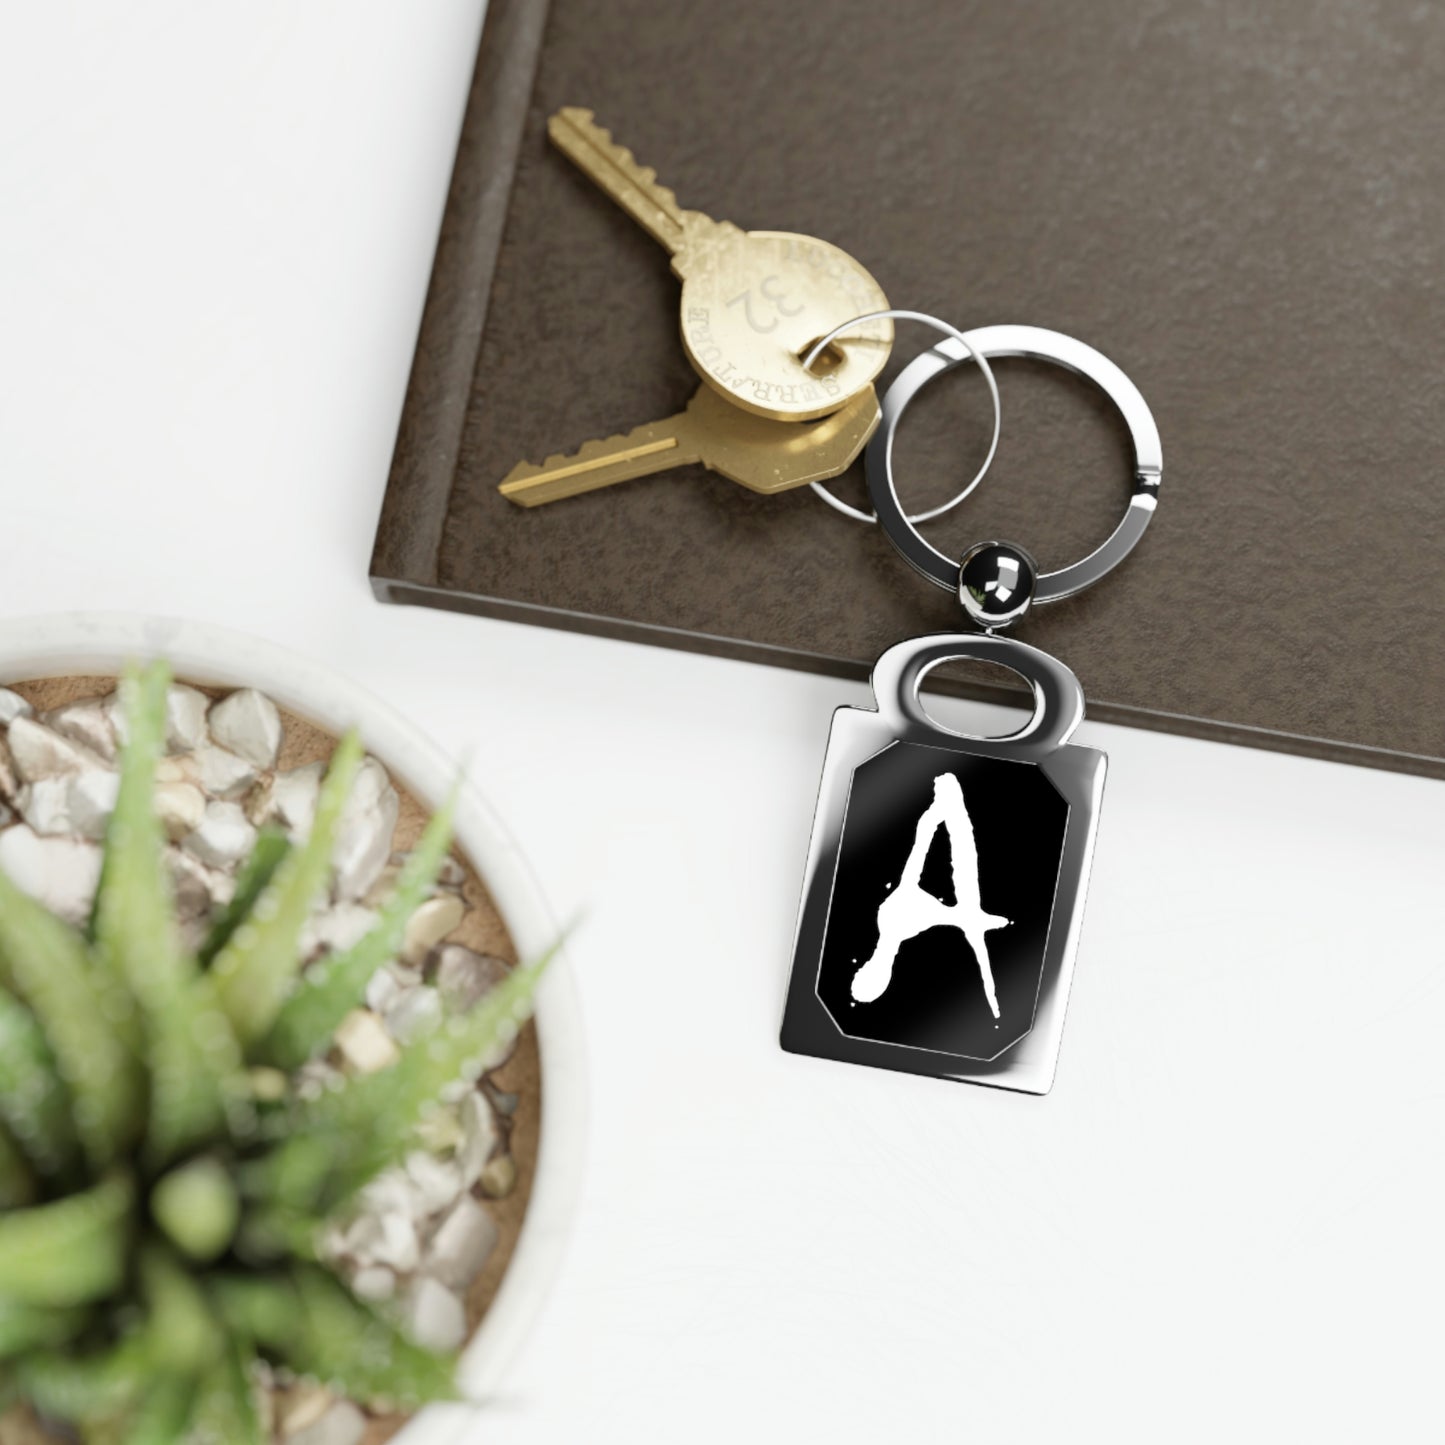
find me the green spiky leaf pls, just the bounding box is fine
[0,1171,133,1306]
[0,1299,90,1361]
[0,867,141,1170]
[212,731,363,1045]
[197,827,290,970]
[93,663,244,1165]
[262,949,549,1214]
[232,1200,322,1265]
[14,1335,150,1429]
[0,984,81,1184]
[138,1244,223,1377]
[92,664,186,1001]
[188,1342,262,1445]
[281,1266,457,1409]
[261,788,458,1070]
[117,1370,194,1445]
[209,1274,299,1353]
[0,672,499,1441]
[0,1123,37,1208]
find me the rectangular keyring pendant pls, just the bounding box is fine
[780,632,1106,1095]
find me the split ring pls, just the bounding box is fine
[866,325,1163,602]
[802,310,1002,526]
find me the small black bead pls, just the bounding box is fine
[958,540,1038,628]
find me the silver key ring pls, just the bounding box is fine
[800,310,1002,525]
[866,324,1163,602]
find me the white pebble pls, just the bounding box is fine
[44,701,117,761]
[331,757,399,900]
[364,963,419,1013]
[208,688,283,769]
[183,800,257,868]
[19,769,118,841]
[19,776,73,836]
[350,1265,396,1302]
[435,944,510,1014]
[277,1381,333,1435]
[0,737,17,803]
[405,1149,464,1215]
[167,847,233,920]
[155,781,206,841]
[6,717,104,782]
[339,1211,382,1264]
[457,1092,500,1185]
[286,1400,365,1445]
[405,1276,468,1353]
[383,985,443,1044]
[164,685,211,753]
[154,755,188,784]
[415,1105,464,1154]
[359,1169,422,1219]
[362,860,402,907]
[364,966,401,1014]
[191,744,257,801]
[423,1194,498,1291]
[0,688,33,725]
[333,1008,399,1074]
[479,1152,517,1199]
[67,770,120,840]
[102,693,127,745]
[365,1210,420,1273]
[0,826,101,925]
[265,762,322,837]
[401,892,465,966]
[304,902,379,957]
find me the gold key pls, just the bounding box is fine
[498,384,879,507]
[549,107,893,423]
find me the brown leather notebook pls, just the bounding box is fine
[371,0,1445,778]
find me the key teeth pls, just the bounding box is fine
[502,428,660,483]
[548,107,685,222]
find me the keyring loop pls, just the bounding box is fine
[801,310,1002,526]
[871,631,1085,760]
[866,325,1163,602]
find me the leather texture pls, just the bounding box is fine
[372,0,1445,776]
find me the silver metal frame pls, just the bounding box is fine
[780,632,1107,1095]
[866,324,1164,602]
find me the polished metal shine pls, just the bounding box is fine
[781,317,1163,1094]
[780,633,1105,1094]
[866,325,1163,601]
[957,539,1038,628]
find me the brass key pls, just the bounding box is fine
[498,384,879,507]
[549,107,893,423]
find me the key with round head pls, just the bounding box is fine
[497,383,880,508]
[549,107,893,423]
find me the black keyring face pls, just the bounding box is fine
[815,741,1069,1062]
[864,324,1164,603]
[778,633,1110,1095]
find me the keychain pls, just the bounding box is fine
[780,316,1163,1094]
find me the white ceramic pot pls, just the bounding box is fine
[0,613,586,1443]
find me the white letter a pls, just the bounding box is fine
[850,773,1011,1015]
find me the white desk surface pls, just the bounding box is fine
[3,5,1441,1440]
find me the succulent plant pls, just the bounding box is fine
[0,663,548,1442]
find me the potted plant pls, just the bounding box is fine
[0,617,584,1445]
